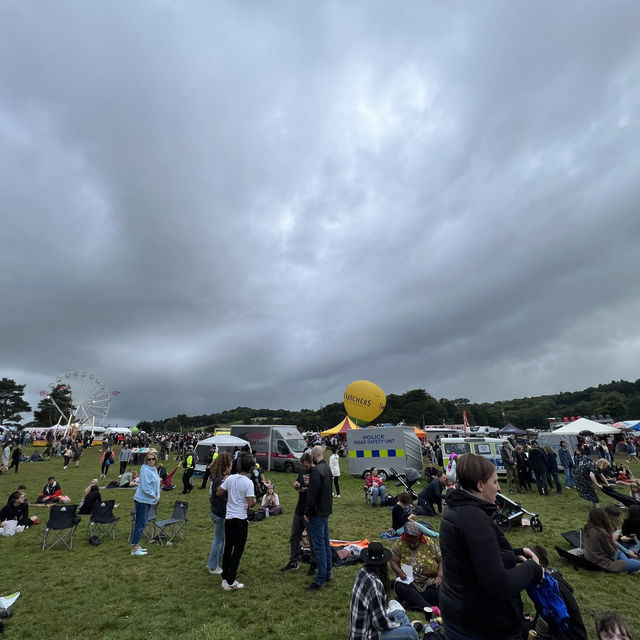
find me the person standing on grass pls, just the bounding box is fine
[329,447,341,498]
[100,447,114,478]
[131,452,160,557]
[304,445,333,591]
[528,441,550,496]
[206,453,231,576]
[280,452,316,573]
[200,445,217,489]
[544,445,562,494]
[119,443,132,475]
[558,441,575,489]
[181,446,197,494]
[217,454,256,591]
[8,444,21,474]
[500,440,517,494]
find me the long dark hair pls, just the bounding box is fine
[364,563,390,592]
[585,507,615,553]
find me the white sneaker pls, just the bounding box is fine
[231,581,244,589]
[208,567,223,575]
[0,592,20,609]
[221,580,234,591]
[337,495,341,498]
[131,548,147,556]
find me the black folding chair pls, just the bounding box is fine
[555,529,601,572]
[152,501,188,545]
[128,502,158,543]
[87,500,120,541]
[41,504,81,551]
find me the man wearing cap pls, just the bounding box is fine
[181,446,197,494]
[349,541,419,640]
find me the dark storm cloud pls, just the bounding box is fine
[1,2,639,425]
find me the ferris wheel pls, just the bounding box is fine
[54,371,112,429]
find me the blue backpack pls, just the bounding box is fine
[526,571,569,632]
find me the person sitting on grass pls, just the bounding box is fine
[349,541,419,640]
[595,459,639,507]
[391,492,414,532]
[0,491,38,529]
[528,544,588,640]
[616,465,640,503]
[259,485,283,516]
[365,468,386,506]
[119,468,139,488]
[78,479,102,515]
[390,520,442,610]
[583,507,640,574]
[36,477,62,504]
[604,506,640,557]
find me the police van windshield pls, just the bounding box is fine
[443,442,471,456]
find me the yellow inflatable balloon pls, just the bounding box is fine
[343,380,386,426]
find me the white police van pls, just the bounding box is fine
[440,437,507,474]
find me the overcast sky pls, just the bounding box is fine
[2,2,640,427]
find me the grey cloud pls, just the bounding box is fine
[2,2,640,425]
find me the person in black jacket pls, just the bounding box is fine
[416,471,447,516]
[528,442,550,496]
[439,453,543,640]
[304,445,333,591]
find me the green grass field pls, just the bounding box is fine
[1,447,637,639]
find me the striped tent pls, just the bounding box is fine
[321,416,360,437]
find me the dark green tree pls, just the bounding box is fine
[0,378,31,426]
[33,384,74,426]
[597,392,628,421]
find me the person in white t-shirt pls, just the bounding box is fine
[217,454,256,591]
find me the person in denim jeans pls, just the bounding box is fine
[131,452,160,556]
[206,453,231,574]
[304,445,333,590]
[558,441,575,489]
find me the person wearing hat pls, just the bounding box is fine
[181,446,197,495]
[349,541,419,640]
[390,520,442,610]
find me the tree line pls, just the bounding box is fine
[135,378,640,433]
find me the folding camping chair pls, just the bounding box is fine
[87,500,120,541]
[128,502,158,543]
[41,504,81,551]
[152,500,188,545]
[555,529,602,572]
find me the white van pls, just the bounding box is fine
[230,425,307,473]
[440,437,507,474]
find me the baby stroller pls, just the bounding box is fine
[389,467,422,500]
[492,492,543,533]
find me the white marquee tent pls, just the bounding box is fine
[551,417,619,435]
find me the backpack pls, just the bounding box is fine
[526,571,570,634]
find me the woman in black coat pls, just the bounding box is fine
[439,454,543,640]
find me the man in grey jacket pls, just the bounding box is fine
[304,445,333,591]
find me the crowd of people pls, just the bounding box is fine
[1,427,639,639]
